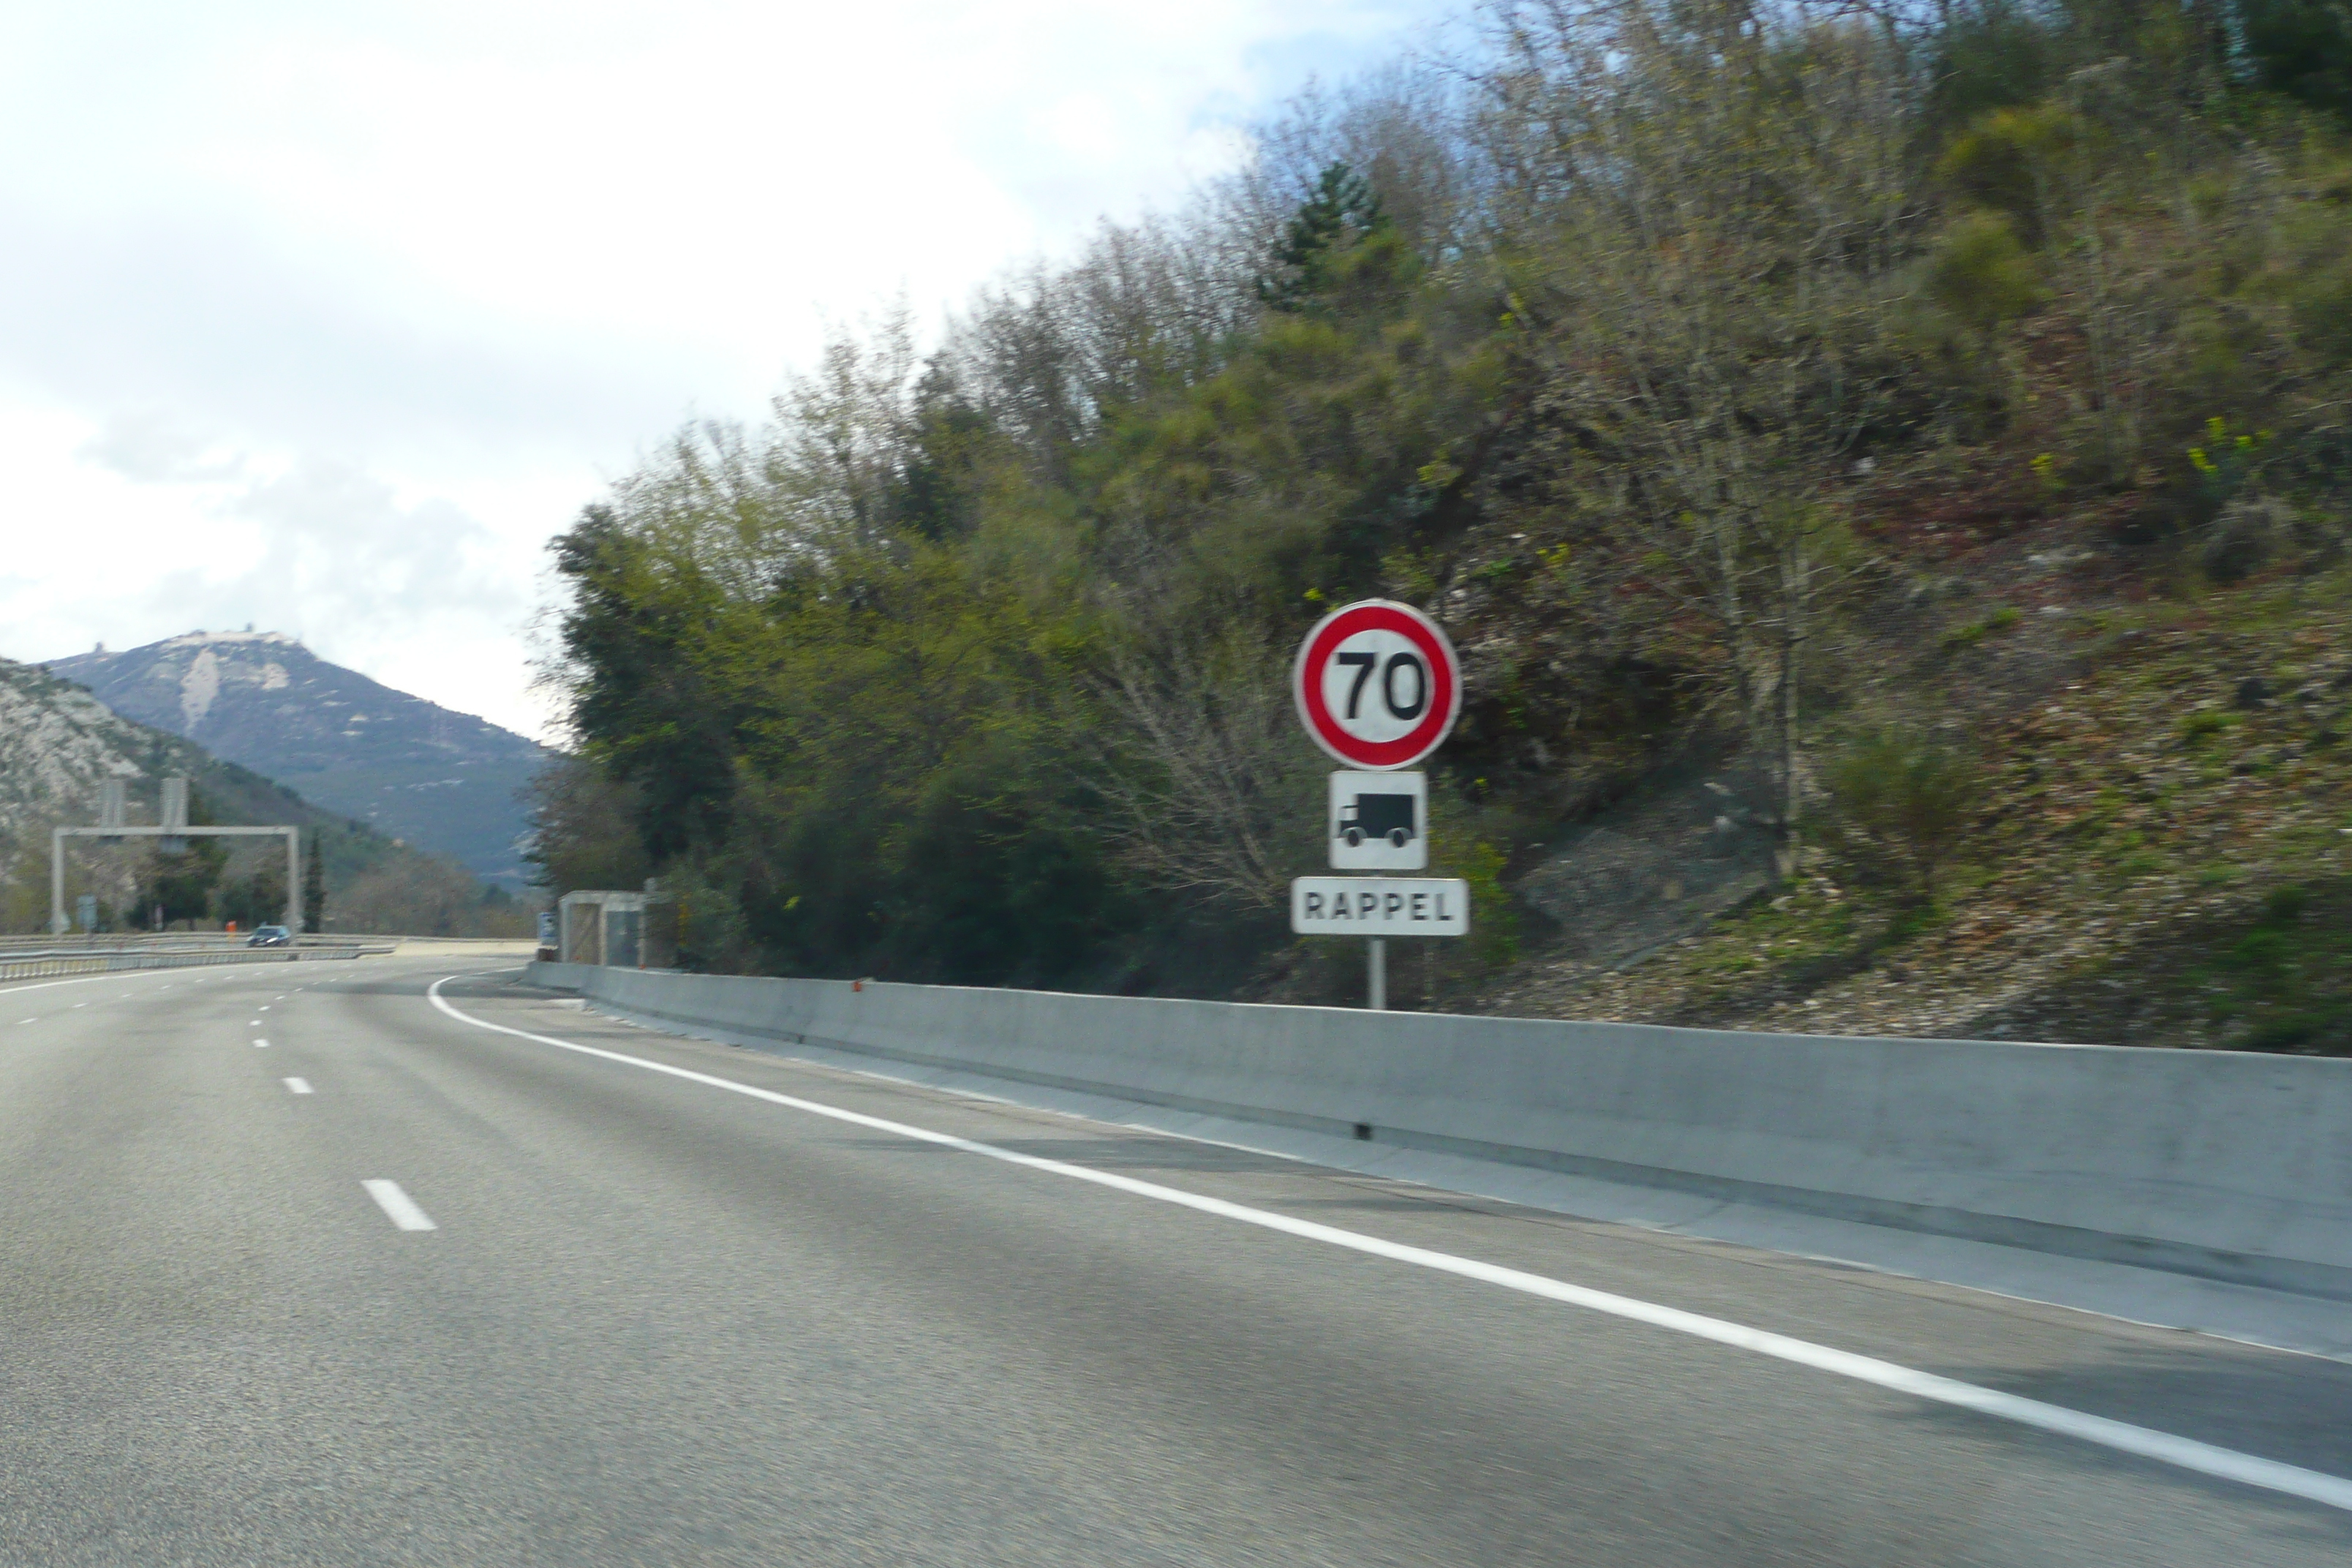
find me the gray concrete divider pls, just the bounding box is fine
[523,962,2352,1300]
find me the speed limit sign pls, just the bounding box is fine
[1292,600,1461,770]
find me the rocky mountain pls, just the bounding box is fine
[44,631,547,890]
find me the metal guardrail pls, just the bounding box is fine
[0,932,243,954]
[0,932,517,961]
[0,944,393,984]
[0,931,385,951]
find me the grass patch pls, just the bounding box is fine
[2191,882,2352,1052]
[1665,879,1937,1021]
[1943,605,2024,651]
[2010,879,2352,1055]
[2178,709,2231,746]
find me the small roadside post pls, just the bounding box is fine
[1290,600,1467,1009]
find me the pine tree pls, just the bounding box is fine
[303,837,325,932]
[1258,163,1389,312]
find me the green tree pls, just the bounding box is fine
[2244,0,2352,124]
[141,844,224,928]
[216,863,285,929]
[137,788,228,927]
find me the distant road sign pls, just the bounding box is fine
[1293,600,1460,770]
[1330,769,1427,870]
[1291,876,1469,937]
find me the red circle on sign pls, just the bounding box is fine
[1292,600,1461,769]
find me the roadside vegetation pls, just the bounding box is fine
[529,0,2352,1051]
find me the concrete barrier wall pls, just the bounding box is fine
[524,962,2352,1298]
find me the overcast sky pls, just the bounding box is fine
[1,0,1447,741]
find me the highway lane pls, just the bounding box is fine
[4,957,2351,1566]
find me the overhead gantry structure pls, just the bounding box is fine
[50,776,304,934]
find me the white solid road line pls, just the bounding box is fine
[362,1180,436,1232]
[426,973,2352,1518]
[283,1077,313,1095]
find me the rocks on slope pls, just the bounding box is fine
[0,658,152,849]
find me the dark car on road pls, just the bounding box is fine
[246,924,291,947]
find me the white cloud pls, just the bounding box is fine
[0,0,1453,736]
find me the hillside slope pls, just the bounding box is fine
[45,631,547,889]
[1471,554,2352,1055]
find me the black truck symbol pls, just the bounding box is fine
[1338,792,1417,848]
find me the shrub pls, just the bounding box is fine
[1928,211,2044,334]
[1826,731,1989,905]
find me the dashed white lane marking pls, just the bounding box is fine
[361,1180,435,1232]
[283,1077,312,1095]
[426,974,2352,1518]
[16,1017,35,1025]
[0,970,288,1003]
[253,1039,268,1049]
[258,1005,270,1011]
[248,1019,262,1026]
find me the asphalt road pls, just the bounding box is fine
[5,956,2352,1567]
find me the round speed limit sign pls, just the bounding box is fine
[1292,600,1462,770]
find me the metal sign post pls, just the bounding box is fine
[1289,603,1467,1009]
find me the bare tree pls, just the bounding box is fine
[1080,624,1325,911]
[1474,0,1920,874]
